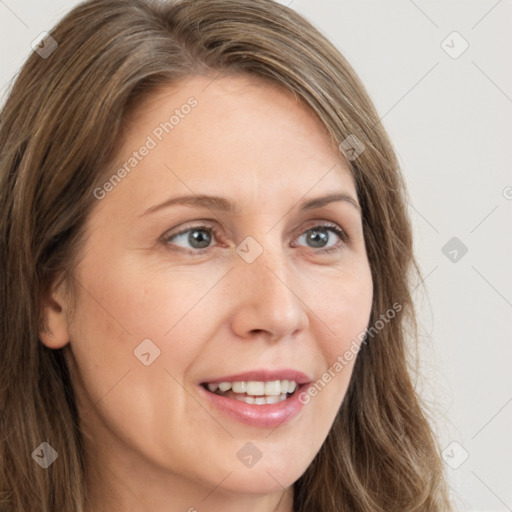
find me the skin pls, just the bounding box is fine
[40,73,373,512]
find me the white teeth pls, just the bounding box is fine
[266,394,287,404]
[218,382,232,392]
[233,394,288,405]
[264,380,282,396]
[246,381,265,396]
[205,379,299,397]
[232,381,247,393]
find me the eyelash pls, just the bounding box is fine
[161,222,349,255]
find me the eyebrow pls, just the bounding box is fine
[140,192,361,217]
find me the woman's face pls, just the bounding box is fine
[44,74,373,505]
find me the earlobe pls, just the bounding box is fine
[39,286,71,349]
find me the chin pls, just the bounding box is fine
[214,467,299,496]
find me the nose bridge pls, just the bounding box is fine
[230,233,308,340]
[239,231,291,292]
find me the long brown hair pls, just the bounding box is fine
[0,0,452,510]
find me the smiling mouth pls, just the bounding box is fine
[200,379,299,405]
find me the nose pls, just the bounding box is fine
[229,242,309,342]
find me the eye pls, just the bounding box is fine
[161,222,349,254]
[293,223,349,254]
[162,223,219,252]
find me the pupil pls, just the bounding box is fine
[190,230,211,249]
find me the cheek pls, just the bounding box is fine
[65,263,216,468]
[70,257,222,349]
[66,260,231,425]
[64,262,178,402]
[308,262,373,352]
[300,262,373,404]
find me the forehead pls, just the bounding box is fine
[128,73,349,162]
[98,73,357,217]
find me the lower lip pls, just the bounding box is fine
[198,384,311,428]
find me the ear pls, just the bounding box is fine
[39,279,71,349]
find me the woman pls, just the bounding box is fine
[0,0,453,510]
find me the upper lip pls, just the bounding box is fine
[201,369,312,385]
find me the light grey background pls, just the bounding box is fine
[1,1,511,510]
